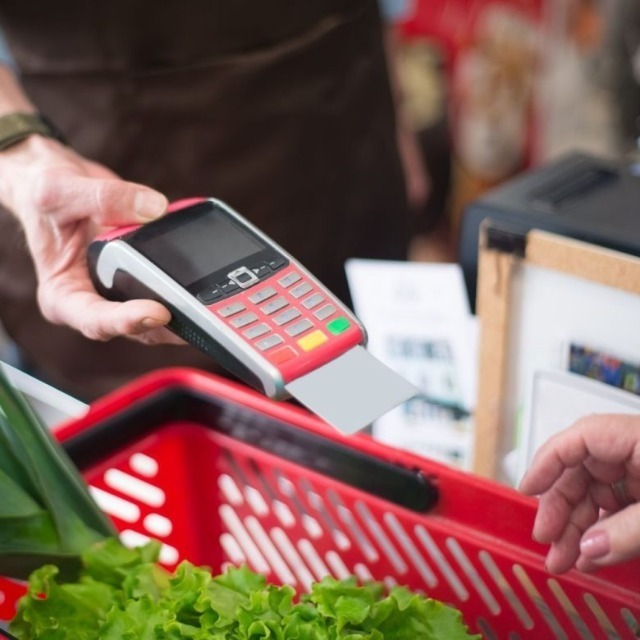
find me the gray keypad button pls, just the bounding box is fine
[285,318,314,337]
[290,282,313,299]
[273,308,301,326]
[248,286,277,304]
[218,302,246,317]
[243,323,270,339]
[256,334,284,351]
[302,293,324,310]
[278,272,302,288]
[314,304,336,320]
[260,297,288,315]
[230,312,259,329]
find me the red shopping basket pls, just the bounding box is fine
[1,368,639,639]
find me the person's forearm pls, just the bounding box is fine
[0,64,64,215]
[0,64,35,115]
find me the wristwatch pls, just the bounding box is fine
[0,112,67,151]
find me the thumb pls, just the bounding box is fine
[577,502,640,572]
[35,172,167,226]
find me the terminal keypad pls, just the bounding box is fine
[210,266,355,369]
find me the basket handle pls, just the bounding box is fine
[62,386,440,513]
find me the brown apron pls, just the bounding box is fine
[0,0,409,401]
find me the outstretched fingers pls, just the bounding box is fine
[577,502,640,572]
[38,273,173,341]
[32,170,167,227]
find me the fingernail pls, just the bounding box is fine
[134,190,167,221]
[580,530,610,559]
[141,317,163,329]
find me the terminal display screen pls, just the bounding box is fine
[131,204,266,287]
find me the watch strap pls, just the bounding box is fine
[0,112,67,151]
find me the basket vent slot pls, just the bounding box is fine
[104,468,165,508]
[447,538,501,616]
[512,565,567,639]
[275,472,322,539]
[297,539,330,581]
[385,513,438,588]
[327,490,378,562]
[547,579,593,640]
[481,551,534,630]
[477,617,499,640]
[583,593,618,639]
[270,527,315,591]
[219,533,245,566]
[621,608,640,636]
[415,525,468,600]
[356,501,407,576]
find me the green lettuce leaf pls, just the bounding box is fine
[10,564,116,640]
[11,540,480,639]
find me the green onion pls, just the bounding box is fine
[0,366,116,581]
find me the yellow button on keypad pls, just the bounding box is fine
[297,330,328,352]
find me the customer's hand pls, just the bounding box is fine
[519,414,640,574]
[0,135,181,344]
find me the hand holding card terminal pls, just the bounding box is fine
[88,198,418,432]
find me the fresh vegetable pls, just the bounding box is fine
[11,538,480,639]
[0,366,116,581]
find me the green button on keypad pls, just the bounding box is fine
[326,316,351,335]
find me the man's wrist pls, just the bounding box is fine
[0,134,67,217]
[0,112,67,151]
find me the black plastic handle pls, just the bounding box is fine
[0,623,18,639]
[63,386,439,513]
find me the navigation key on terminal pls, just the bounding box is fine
[220,280,240,295]
[197,286,222,304]
[266,256,287,270]
[252,265,271,279]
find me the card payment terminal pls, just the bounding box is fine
[88,198,418,433]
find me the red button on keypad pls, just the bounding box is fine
[270,345,297,364]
